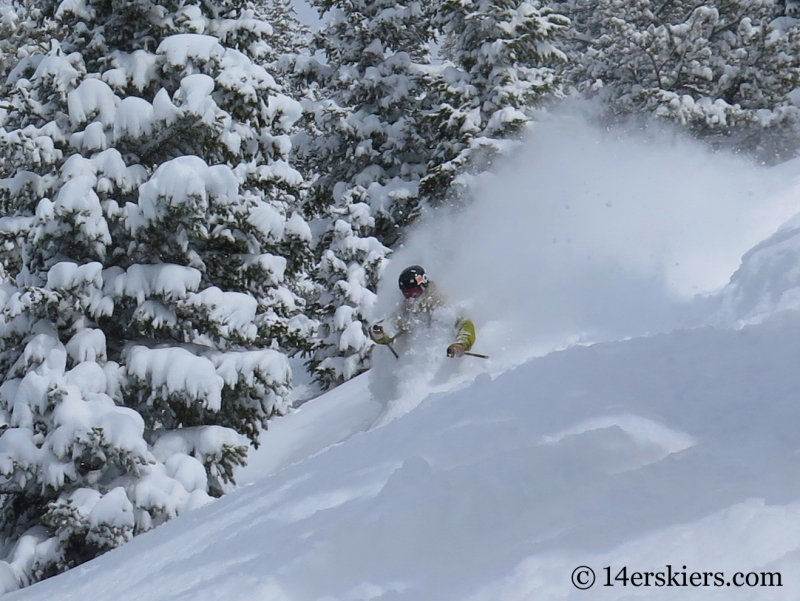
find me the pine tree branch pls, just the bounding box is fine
[656,0,678,18]
[0,483,23,495]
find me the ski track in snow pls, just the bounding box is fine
[10,311,800,601]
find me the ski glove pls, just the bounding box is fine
[370,323,394,345]
[447,343,466,358]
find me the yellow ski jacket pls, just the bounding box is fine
[370,282,476,350]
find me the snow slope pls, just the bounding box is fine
[715,207,800,326]
[237,374,380,484]
[9,307,800,600]
[8,121,800,600]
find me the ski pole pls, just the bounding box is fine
[464,351,490,359]
[387,343,400,359]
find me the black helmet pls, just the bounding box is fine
[398,265,428,298]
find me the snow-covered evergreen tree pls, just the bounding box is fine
[307,0,437,240]
[557,0,800,160]
[421,0,568,205]
[0,0,315,588]
[305,192,388,389]
[299,0,437,388]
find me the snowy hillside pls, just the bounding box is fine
[716,206,800,325]
[4,117,800,600]
[8,299,800,599]
[4,0,800,595]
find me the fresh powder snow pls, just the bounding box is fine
[6,119,800,600]
[7,312,800,600]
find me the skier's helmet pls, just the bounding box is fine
[398,265,429,299]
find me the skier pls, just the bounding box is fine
[369,265,476,358]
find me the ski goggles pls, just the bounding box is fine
[401,285,425,299]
